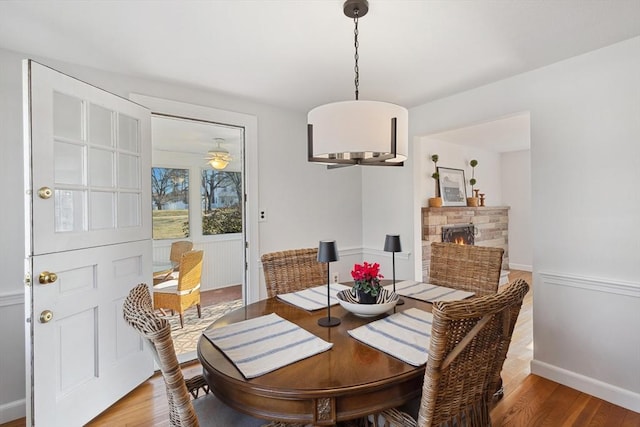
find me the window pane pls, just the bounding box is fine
[201,169,242,235]
[118,113,139,153]
[53,91,83,141]
[152,167,189,239]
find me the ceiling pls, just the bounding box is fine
[152,115,243,169]
[427,112,531,153]
[1,0,639,152]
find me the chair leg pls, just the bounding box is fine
[197,304,201,318]
[493,376,505,401]
[179,313,184,328]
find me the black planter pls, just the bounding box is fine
[357,289,378,304]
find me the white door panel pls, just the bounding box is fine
[29,62,151,255]
[25,60,154,426]
[31,242,153,426]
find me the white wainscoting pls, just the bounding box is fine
[0,291,27,423]
[153,237,243,291]
[0,292,23,307]
[532,272,640,413]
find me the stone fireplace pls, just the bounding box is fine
[422,206,509,282]
[441,224,475,245]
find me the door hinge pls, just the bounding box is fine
[245,241,249,249]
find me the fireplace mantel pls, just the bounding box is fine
[421,206,509,281]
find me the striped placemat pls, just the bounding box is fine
[348,308,433,366]
[203,313,332,378]
[385,280,475,302]
[277,283,351,311]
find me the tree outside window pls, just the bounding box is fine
[151,167,189,239]
[201,169,242,235]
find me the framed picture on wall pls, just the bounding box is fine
[437,167,467,206]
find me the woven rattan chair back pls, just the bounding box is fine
[419,278,529,427]
[170,240,194,270]
[429,242,504,297]
[123,283,200,427]
[176,250,204,293]
[261,248,328,298]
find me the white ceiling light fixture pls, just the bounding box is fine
[206,138,232,170]
[308,0,408,168]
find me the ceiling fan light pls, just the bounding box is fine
[209,157,229,170]
[207,138,232,170]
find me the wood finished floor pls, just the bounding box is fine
[4,272,639,426]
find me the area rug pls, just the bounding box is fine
[162,299,244,355]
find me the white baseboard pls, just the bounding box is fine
[508,263,532,272]
[0,398,26,424]
[531,359,640,413]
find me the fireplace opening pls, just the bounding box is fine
[442,224,475,245]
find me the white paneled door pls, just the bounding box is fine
[24,61,153,426]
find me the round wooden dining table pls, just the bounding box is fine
[197,289,433,426]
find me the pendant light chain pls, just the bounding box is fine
[353,10,360,101]
[307,0,407,167]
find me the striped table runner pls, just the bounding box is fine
[385,280,475,302]
[277,283,351,311]
[203,313,332,378]
[348,308,433,366]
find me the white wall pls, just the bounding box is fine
[502,150,532,271]
[360,165,415,286]
[0,47,363,422]
[415,137,503,207]
[370,36,640,411]
[0,48,28,424]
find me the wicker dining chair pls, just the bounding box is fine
[261,248,328,298]
[171,240,194,267]
[154,250,203,328]
[123,283,298,427]
[428,242,504,297]
[368,278,530,427]
[168,240,194,279]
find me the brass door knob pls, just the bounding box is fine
[38,187,53,199]
[39,310,53,323]
[39,271,58,285]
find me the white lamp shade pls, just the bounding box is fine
[308,100,408,163]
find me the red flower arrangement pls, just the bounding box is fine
[351,261,384,297]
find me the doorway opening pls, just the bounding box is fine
[150,114,246,360]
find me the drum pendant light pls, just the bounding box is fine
[308,0,408,167]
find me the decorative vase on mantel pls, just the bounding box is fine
[428,197,443,207]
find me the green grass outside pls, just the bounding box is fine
[152,209,188,239]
